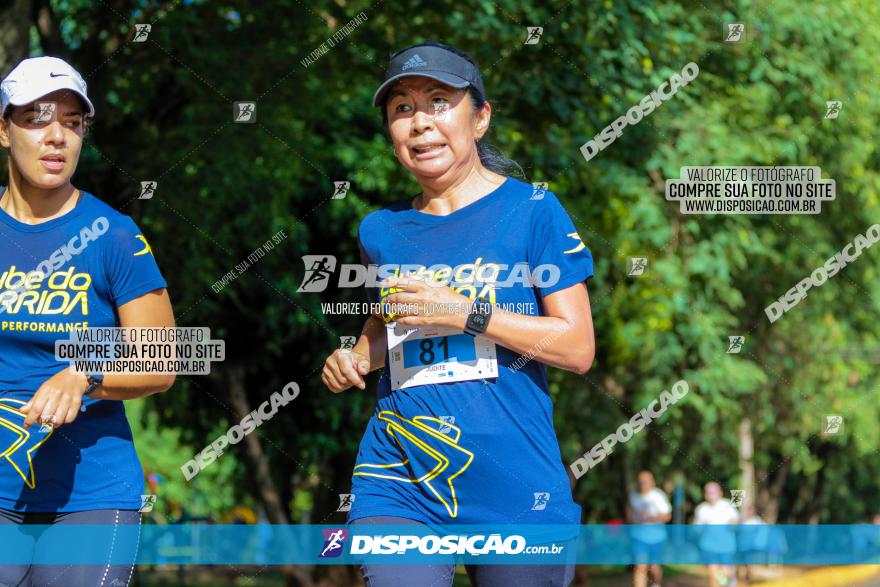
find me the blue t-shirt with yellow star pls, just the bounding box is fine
[349,176,593,527]
[0,189,166,512]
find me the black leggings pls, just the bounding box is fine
[352,516,576,587]
[0,508,140,587]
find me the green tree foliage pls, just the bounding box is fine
[4,0,878,528]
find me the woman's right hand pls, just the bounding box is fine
[322,348,371,393]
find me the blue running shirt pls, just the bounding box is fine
[0,189,167,512]
[349,177,593,527]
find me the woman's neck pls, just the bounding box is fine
[1,168,78,225]
[413,164,506,216]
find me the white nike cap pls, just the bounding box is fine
[1,56,95,118]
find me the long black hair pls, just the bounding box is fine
[379,40,524,179]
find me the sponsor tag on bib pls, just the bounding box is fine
[386,323,498,390]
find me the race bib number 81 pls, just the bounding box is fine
[402,334,475,367]
[387,323,498,390]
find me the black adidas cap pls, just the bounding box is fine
[372,44,485,108]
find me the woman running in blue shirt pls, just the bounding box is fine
[0,56,175,587]
[322,41,595,587]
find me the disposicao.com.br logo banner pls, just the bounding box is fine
[5,525,880,565]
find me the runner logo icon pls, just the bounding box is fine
[320,528,348,558]
[297,255,338,292]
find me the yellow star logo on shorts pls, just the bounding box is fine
[0,399,53,489]
[353,412,474,518]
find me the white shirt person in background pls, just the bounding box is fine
[627,470,672,587]
[694,481,741,587]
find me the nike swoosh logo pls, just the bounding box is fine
[49,73,68,78]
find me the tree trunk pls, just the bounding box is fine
[791,473,813,523]
[31,0,64,56]
[807,467,828,524]
[738,418,755,513]
[805,444,834,523]
[757,458,790,523]
[0,0,30,75]
[225,366,315,587]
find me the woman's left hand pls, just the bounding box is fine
[20,366,88,429]
[381,274,473,329]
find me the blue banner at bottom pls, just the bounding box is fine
[3,524,880,565]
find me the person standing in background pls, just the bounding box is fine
[694,482,740,587]
[628,471,672,587]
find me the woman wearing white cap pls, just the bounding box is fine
[322,41,595,586]
[0,56,175,586]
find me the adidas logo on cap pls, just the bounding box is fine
[401,53,428,71]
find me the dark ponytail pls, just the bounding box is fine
[466,87,524,179]
[380,40,525,180]
[476,140,524,178]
